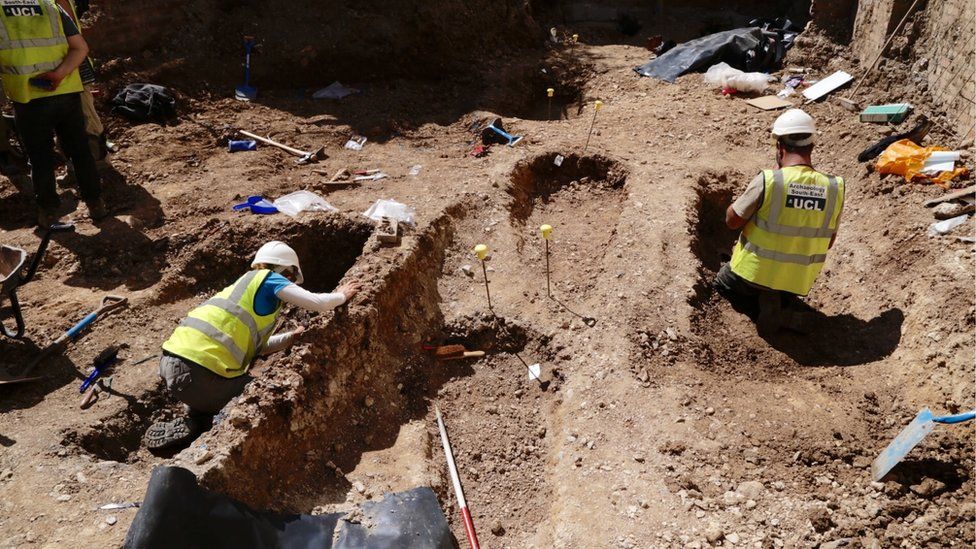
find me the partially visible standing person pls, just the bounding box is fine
[55,0,106,161]
[0,0,106,226]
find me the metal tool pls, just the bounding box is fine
[434,406,481,549]
[1,223,75,339]
[238,130,327,164]
[234,36,258,101]
[80,346,119,393]
[872,408,975,481]
[0,295,127,385]
[480,118,522,147]
[583,100,603,153]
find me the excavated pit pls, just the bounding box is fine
[688,170,739,306]
[508,152,627,225]
[500,56,592,121]
[152,214,372,304]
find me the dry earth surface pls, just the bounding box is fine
[0,4,974,549]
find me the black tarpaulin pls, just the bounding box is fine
[633,27,764,82]
[123,466,453,549]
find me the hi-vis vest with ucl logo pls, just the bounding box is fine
[0,0,82,103]
[162,270,282,378]
[730,166,844,296]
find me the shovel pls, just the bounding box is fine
[871,408,976,481]
[234,37,258,101]
[238,130,327,165]
[0,295,128,385]
[481,118,523,147]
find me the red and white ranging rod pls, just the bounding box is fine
[435,405,481,549]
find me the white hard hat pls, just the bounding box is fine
[251,241,304,284]
[771,108,816,146]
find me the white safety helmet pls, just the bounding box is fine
[251,241,304,284]
[771,108,816,147]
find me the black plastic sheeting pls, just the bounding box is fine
[634,27,764,82]
[634,18,799,83]
[123,467,453,549]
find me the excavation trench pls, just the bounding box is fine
[63,214,374,463]
[170,201,558,517]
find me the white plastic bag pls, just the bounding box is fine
[703,62,769,93]
[273,190,337,218]
[927,213,971,236]
[362,199,416,226]
[312,81,358,100]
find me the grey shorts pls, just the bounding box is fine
[158,354,252,416]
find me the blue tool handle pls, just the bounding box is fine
[66,312,97,340]
[933,410,976,424]
[489,125,514,141]
[79,368,100,393]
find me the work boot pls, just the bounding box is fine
[0,151,20,176]
[37,208,61,229]
[143,416,202,450]
[783,311,814,334]
[86,198,109,222]
[756,292,783,337]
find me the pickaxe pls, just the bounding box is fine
[239,130,327,164]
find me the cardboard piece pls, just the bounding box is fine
[745,95,793,110]
[803,71,853,101]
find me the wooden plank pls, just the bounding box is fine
[923,185,976,207]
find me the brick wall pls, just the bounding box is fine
[922,0,976,139]
[841,0,975,138]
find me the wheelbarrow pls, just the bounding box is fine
[1,223,75,339]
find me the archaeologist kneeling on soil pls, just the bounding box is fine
[144,241,361,450]
[714,108,844,335]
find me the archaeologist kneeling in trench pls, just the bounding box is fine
[144,241,361,450]
[714,108,845,335]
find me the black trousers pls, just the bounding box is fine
[12,93,101,211]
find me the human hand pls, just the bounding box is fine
[290,325,307,339]
[34,71,64,90]
[336,281,362,302]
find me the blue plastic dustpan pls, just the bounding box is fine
[232,195,278,214]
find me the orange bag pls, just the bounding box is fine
[875,139,969,186]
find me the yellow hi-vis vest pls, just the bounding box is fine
[162,270,282,378]
[730,166,844,296]
[0,0,82,104]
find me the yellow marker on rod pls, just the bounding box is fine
[583,100,603,153]
[540,224,553,297]
[473,244,492,311]
[547,88,555,120]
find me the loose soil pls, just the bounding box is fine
[0,2,973,548]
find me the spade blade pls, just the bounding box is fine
[872,408,936,482]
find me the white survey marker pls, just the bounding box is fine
[528,363,541,380]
